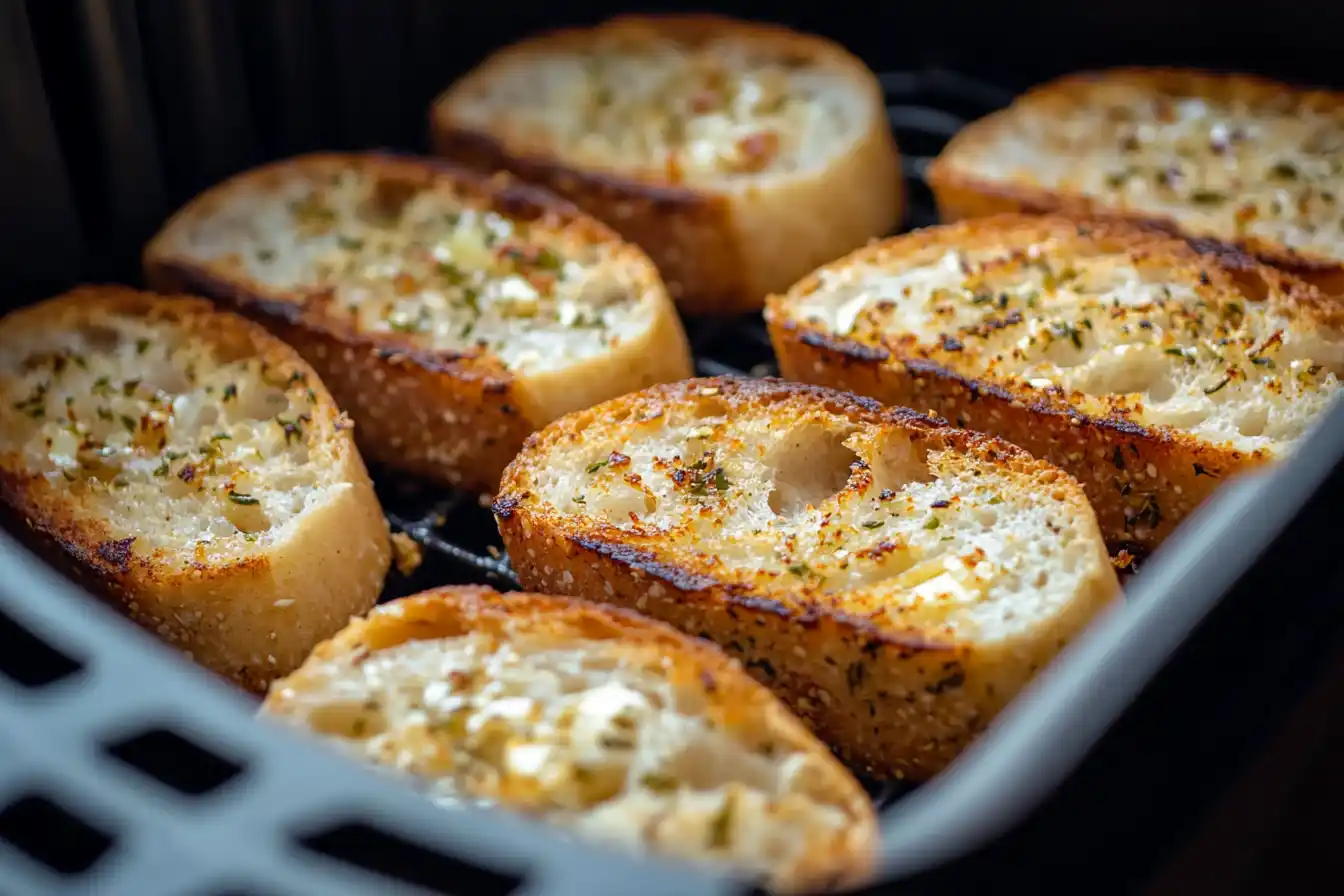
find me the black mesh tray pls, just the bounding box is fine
[3,5,1344,895]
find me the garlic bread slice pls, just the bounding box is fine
[927,67,1344,296]
[262,585,877,892]
[145,152,692,491]
[0,287,390,691]
[431,14,902,314]
[493,377,1120,780]
[767,215,1344,550]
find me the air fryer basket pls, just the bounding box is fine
[3,3,1344,894]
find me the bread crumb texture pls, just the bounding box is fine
[263,587,876,892]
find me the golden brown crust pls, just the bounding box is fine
[144,152,691,493]
[0,286,391,692]
[431,14,902,314]
[927,67,1344,297]
[494,376,1120,780]
[765,214,1343,552]
[265,584,879,892]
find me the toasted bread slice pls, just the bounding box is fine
[766,215,1344,551]
[492,377,1120,780]
[144,152,692,492]
[261,586,877,892]
[0,287,390,691]
[430,14,902,314]
[927,68,1344,296]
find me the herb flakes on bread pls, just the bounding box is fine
[0,286,390,691]
[767,215,1344,550]
[261,585,877,892]
[431,14,902,314]
[493,376,1120,781]
[928,68,1344,296]
[144,152,692,492]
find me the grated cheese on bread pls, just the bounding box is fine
[493,377,1121,781]
[927,68,1344,296]
[766,215,1344,551]
[261,586,877,892]
[144,152,692,492]
[0,287,390,691]
[431,14,902,314]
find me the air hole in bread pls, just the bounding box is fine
[362,177,418,225]
[1039,333,1091,369]
[767,426,858,515]
[1309,267,1344,298]
[868,433,932,494]
[237,389,292,420]
[223,499,270,535]
[1238,405,1269,437]
[194,405,220,429]
[689,395,731,420]
[305,698,389,739]
[79,325,121,353]
[1221,266,1271,304]
[1072,344,1176,401]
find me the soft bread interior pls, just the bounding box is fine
[154,159,663,375]
[264,597,867,888]
[444,24,872,183]
[525,389,1108,646]
[0,307,340,562]
[785,238,1344,455]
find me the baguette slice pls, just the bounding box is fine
[927,68,1344,296]
[431,14,902,314]
[261,586,877,892]
[493,377,1120,780]
[144,152,692,492]
[766,215,1344,551]
[0,287,390,691]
